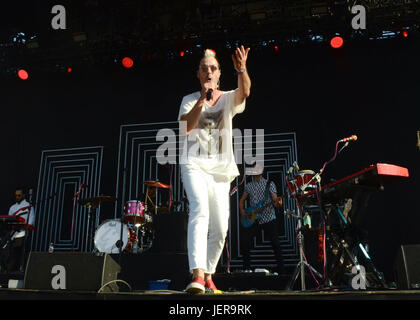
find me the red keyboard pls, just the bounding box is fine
[0,215,25,223]
[298,163,409,203]
[0,215,34,230]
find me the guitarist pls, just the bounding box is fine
[239,163,284,274]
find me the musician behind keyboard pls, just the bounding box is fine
[1,188,35,273]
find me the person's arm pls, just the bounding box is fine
[180,98,205,134]
[180,83,213,134]
[232,45,251,107]
[271,193,283,208]
[239,192,249,216]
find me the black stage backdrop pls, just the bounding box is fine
[0,37,418,280]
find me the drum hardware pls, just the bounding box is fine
[93,198,154,255]
[94,219,133,254]
[286,164,327,291]
[143,180,171,215]
[124,200,147,225]
[143,180,170,189]
[79,195,115,252]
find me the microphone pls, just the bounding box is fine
[28,188,33,203]
[206,89,213,101]
[339,135,358,143]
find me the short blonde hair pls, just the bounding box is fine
[200,49,220,69]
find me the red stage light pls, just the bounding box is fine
[17,69,29,80]
[330,36,344,49]
[122,57,134,69]
[274,45,279,52]
[402,30,408,38]
[67,67,72,73]
[180,51,185,57]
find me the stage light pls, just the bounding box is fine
[17,69,29,80]
[402,30,408,38]
[330,36,344,48]
[274,45,279,52]
[180,51,185,57]
[122,57,134,69]
[67,67,72,73]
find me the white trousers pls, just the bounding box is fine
[181,163,230,274]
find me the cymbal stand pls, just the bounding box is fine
[85,204,92,252]
[145,187,157,216]
[286,202,323,291]
[118,167,127,264]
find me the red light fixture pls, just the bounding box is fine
[122,57,134,69]
[17,69,29,80]
[402,30,408,38]
[330,36,344,49]
[67,67,72,73]
[180,51,185,57]
[274,45,279,52]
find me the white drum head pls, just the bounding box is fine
[94,219,129,253]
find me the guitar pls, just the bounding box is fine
[241,200,277,228]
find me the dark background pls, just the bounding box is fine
[0,1,418,281]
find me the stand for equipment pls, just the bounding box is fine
[19,188,34,273]
[286,203,323,291]
[327,203,387,288]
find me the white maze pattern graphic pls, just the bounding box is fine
[32,147,103,252]
[115,122,300,269]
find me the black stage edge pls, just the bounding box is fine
[1,287,420,301]
[111,252,190,291]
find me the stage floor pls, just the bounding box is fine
[1,287,420,300]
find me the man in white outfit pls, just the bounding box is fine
[178,46,251,293]
[2,188,35,272]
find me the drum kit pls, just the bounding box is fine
[286,169,319,197]
[80,180,171,255]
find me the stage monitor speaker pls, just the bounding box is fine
[394,244,420,290]
[24,252,121,292]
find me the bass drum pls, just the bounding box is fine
[94,219,132,254]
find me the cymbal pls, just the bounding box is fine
[80,195,115,208]
[143,180,170,189]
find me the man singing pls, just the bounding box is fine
[178,46,251,293]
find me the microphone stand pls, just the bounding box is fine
[286,198,323,291]
[71,184,84,252]
[118,167,127,265]
[291,137,353,289]
[286,168,323,291]
[19,189,33,273]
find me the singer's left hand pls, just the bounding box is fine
[232,45,250,72]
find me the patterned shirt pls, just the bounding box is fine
[244,177,277,224]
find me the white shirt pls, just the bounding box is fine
[178,89,245,182]
[8,199,35,239]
